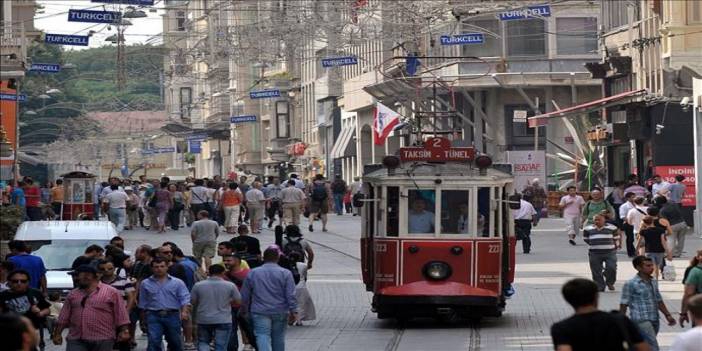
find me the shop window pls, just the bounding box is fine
[556,17,597,55]
[440,190,470,235]
[506,19,546,57]
[407,189,436,235]
[386,186,399,236]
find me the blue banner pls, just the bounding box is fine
[143,147,175,155]
[186,133,207,141]
[230,115,257,124]
[499,4,551,21]
[68,9,121,24]
[188,140,201,154]
[29,63,61,73]
[439,33,484,45]
[249,90,281,99]
[91,0,154,5]
[321,56,358,68]
[45,34,89,46]
[0,94,26,102]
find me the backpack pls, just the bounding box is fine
[352,192,365,207]
[332,181,346,194]
[311,183,327,201]
[283,259,301,285]
[283,236,306,263]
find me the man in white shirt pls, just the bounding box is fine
[626,197,648,238]
[671,294,702,351]
[513,195,537,254]
[618,192,637,257]
[103,184,129,232]
[289,174,305,189]
[651,175,671,199]
[408,197,434,234]
[559,186,585,246]
[245,182,266,234]
[280,180,306,226]
[190,179,210,217]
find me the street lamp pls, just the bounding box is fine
[46,88,62,95]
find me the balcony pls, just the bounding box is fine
[0,24,29,78]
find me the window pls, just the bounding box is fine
[689,0,702,24]
[507,105,545,137]
[477,187,494,237]
[556,18,597,55]
[179,87,192,118]
[407,189,435,235]
[506,19,546,56]
[386,186,399,236]
[462,19,501,57]
[275,101,290,138]
[175,11,186,31]
[440,190,470,235]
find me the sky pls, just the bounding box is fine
[35,0,165,50]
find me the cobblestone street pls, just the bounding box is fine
[44,215,701,351]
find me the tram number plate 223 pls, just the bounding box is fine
[375,243,387,252]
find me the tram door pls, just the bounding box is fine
[361,185,375,291]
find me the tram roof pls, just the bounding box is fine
[363,162,513,183]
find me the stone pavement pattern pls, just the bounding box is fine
[45,215,701,351]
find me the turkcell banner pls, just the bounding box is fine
[188,140,202,154]
[0,94,26,102]
[439,33,484,45]
[142,147,175,155]
[91,0,155,5]
[68,9,121,24]
[321,56,358,68]
[249,90,281,99]
[230,115,257,124]
[499,4,551,21]
[186,133,207,141]
[45,34,89,46]
[29,63,61,73]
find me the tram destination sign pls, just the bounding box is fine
[399,137,475,162]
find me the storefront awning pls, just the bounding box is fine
[330,126,356,159]
[527,89,647,127]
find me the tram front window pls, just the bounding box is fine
[440,190,482,235]
[407,190,435,234]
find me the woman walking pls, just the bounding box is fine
[154,182,173,233]
[167,183,184,230]
[636,216,671,279]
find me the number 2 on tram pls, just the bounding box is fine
[359,137,516,321]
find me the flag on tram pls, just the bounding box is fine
[373,102,400,145]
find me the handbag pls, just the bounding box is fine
[662,262,676,281]
[191,189,212,212]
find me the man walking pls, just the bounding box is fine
[551,278,647,351]
[522,178,547,225]
[191,210,220,269]
[103,184,129,232]
[52,265,131,351]
[265,178,283,228]
[138,258,191,351]
[650,175,670,199]
[191,264,241,351]
[246,182,266,234]
[672,295,702,351]
[583,214,620,292]
[658,196,688,258]
[559,186,585,246]
[50,179,64,219]
[8,241,46,294]
[620,256,676,351]
[241,248,297,351]
[581,189,615,227]
[512,194,537,254]
[331,175,347,216]
[668,175,686,208]
[97,259,137,351]
[618,192,637,257]
[280,181,306,226]
[308,174,331,232]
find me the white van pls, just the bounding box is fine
[14,221,117,295]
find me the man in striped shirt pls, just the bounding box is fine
[583,213,621,292]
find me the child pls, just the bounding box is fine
[343,190,353,214]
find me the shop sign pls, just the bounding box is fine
[506,150,546,192]
[399,137,475,162]
[249,90,280,99]
[513,110,527,122]
[654,165,696,207]
[321,56,358,67]
[439,33,484,45]
[230,115,257,124]
[68,9,121,24]
[287,142,306,156]
[499,4,551,21]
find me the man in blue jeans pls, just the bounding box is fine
[138,258,191,351]
[330,175,347,216]
[241,248,297,351]
[191,264,241,351]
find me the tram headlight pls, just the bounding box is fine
[423,261,452,281]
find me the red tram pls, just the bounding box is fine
[360,137,516,320]
[60,171,96,220]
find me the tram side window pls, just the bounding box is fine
[386,187,399,237]
[407,189,435,234]
[478,187,493,237]
[440,190,470,234]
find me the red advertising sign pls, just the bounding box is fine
[399,137,474,162]
[654,165,696,207]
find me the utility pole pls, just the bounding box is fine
[116,24,126,90]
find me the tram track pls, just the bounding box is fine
[305,237,362,262]
[385,327,405,351]
[467,321,481,350]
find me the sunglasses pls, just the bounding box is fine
[10,279,28,284]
